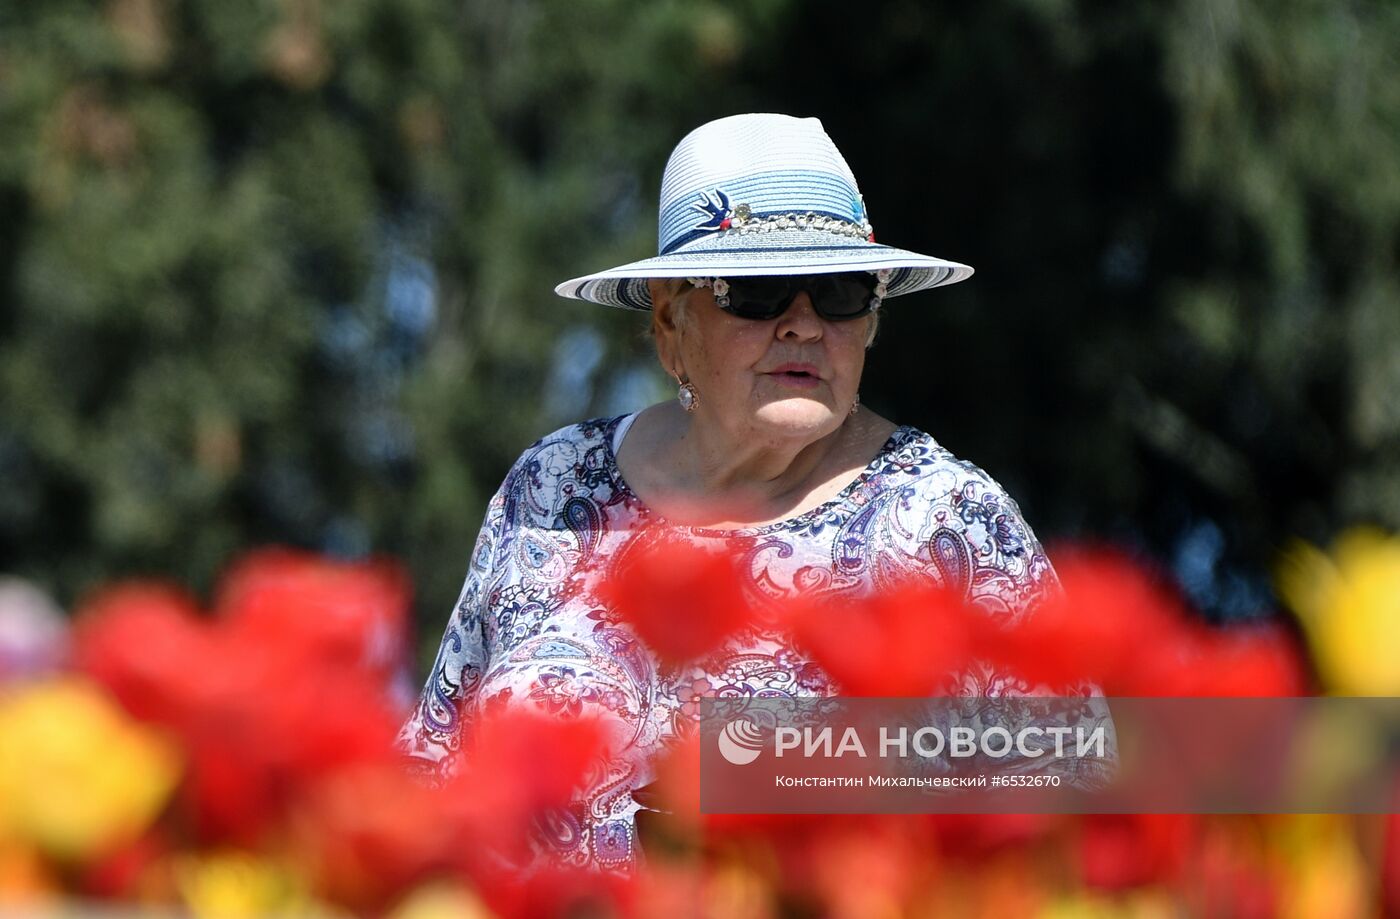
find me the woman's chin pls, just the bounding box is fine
[751,397,842,436]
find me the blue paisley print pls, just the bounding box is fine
[397,414,1064,876]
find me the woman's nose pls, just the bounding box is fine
[775,290,822,339]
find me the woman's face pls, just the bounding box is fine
[652,278,873,443]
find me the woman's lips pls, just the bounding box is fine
[766,370,821,389]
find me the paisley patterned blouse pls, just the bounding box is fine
[397,412,1065,875]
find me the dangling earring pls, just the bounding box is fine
[849,393,860,416]
[674,372,698,413]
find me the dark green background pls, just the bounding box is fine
[3,0,1397,667]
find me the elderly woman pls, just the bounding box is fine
[398,114,1066,874]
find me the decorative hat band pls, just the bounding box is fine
[661,188,876,255]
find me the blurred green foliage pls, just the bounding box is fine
[1,0,1397,658]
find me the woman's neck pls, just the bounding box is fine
[619,401,894,527]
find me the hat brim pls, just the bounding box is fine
[554,228,973,309]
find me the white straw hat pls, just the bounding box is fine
[555,113,974,310]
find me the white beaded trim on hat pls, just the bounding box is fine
[729,209,874,240]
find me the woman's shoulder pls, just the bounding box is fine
[496,415,623,472]
[512,414,626,456]
[873,424,1006,495]
[490,415,631,509]
[873,425,1060,610]
[873,426,1040,538]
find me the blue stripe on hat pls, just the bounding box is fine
[658,171,861,252]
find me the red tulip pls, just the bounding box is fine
[77,827,173,901]
[71,581,215,724]
[782,578,973,697]
[1131,622,1310,697]
[72,552,408,849]
[472,861,639,919]
[1078,813,1196,890]
[803,817,925,917]
[982,546,1193,694]
[982,547,1308,697]
[215,547,412,688]
[290,763,475,914]
[1188,819,1279,919]
[926,813,1058,860]
[442,704,628,870]
[596,526,757,667]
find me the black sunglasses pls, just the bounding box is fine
[700,273,881,321]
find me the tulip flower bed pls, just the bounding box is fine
[1,532,1397,918]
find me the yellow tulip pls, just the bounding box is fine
[1274,815,1370,919]
[1277,527,1400,695]
[702,858,777,919]
[0,679,180,862]
[1035,892,1153,919]
[173,850,345,919]
[387,882,500,919]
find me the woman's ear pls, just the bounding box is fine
[648,278,685,375]
[865,308,881,349]
[648,278,680,333]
